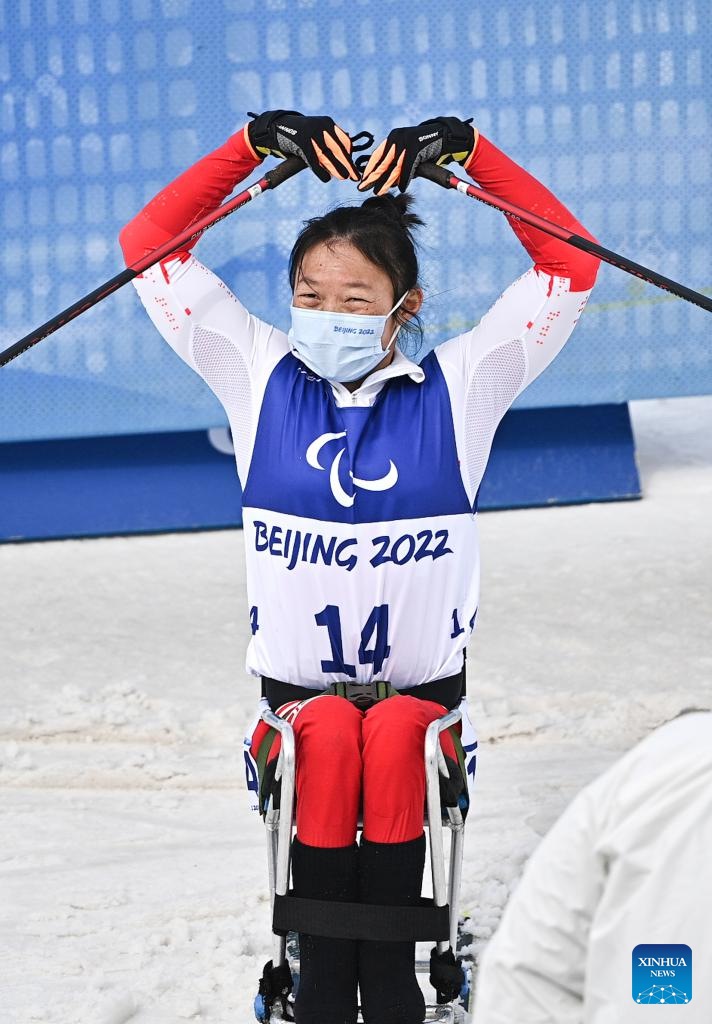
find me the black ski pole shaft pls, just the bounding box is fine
[416,162,712,314]
[0,156,306,369]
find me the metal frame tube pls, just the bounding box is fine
[261,708,297,968]
[424,708,462,956]
[447,814,465,953]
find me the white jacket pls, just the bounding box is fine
[474,711,712,1024]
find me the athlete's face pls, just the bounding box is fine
[293,240,423,388]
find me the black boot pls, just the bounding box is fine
[358,834,427,1024]
[291,837,359,1024]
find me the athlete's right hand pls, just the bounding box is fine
[247,110,359,183]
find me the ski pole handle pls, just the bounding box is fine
[0,157,306,369]
[416,162,712,314]
[263,154,306,189]
[415,162,453,188]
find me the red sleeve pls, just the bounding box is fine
[118,125,262,268]
[464,135,599,291]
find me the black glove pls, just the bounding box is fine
[247,109,359,182]
[358,116,477,195]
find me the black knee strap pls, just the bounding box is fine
[273,893,450,941]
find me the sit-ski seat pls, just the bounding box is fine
[254,705,472,1024]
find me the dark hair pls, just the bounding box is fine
[288,193,424,352]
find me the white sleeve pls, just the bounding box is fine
[131,253,290,485]
[436,269,592,503]
[474,714,712,1024]
[473,782,605,1024]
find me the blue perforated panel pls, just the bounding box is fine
[0,0,710,442]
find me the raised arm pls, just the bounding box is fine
[359,118,600,503]
[440,135,599,501]
[454,133,599,385]
[119,126,261,268]
[118,111,360,369]
[118,124,289,484]
[118,124,275,370]
[118,112,358,482]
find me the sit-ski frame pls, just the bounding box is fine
[260,706,471,1023]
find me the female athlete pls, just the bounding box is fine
[119,110,599,1024]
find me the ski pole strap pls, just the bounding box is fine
[273,893,450,941]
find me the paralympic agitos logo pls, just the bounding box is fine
[306,431,398,508]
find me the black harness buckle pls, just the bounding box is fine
[332,680,384,711]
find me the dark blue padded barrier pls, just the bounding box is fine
[0,0,710,445]
[0,404,640,543]
[475,402,640,509]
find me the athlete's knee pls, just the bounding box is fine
[295,694,363,764]
[295,694,362,732]
[363,695,440,755]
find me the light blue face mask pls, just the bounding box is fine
[288,293,408,384]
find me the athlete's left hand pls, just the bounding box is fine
[358,116,478,195]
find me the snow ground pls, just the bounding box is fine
[1,396,710,1024]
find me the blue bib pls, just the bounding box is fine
[242,352,471,525]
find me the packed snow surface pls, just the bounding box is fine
[1,397,710,1023]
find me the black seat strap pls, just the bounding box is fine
[273,893,450,942]
[262,663,465,713]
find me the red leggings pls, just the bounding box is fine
[250,695,457,847]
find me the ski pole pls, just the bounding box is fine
[416,161,712,314]
[0,156,306,369]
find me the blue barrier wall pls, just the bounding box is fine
[1,0,710,443]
